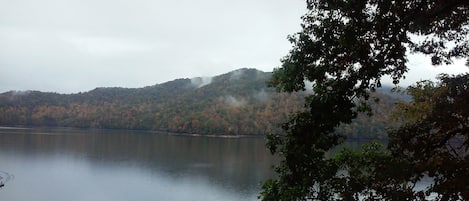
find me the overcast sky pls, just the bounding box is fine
[1,0,467,94]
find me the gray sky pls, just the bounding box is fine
[0,0,467,94]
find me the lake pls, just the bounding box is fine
[0,127,278,201]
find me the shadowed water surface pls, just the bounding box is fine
[0,127,277,201]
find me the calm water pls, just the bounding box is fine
[0,127,278,201]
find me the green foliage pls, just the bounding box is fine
[265,73,469,200]
[262,0,468,200]
[389,74,469,200]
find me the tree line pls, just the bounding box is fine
[0,68,399,137]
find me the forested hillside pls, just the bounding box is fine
[0,68,399,137]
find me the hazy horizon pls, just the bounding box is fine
[1,0,467,94]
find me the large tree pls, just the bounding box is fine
[389,74,469,200]
[261,0,468,200]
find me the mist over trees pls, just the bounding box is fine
[261,0,468,200]
[0,68,399,137]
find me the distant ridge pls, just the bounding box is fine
[0,68,399,137]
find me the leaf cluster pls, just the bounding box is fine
[389,74,469,200]
[262,0,468,200]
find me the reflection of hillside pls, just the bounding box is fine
[0,128,278,192]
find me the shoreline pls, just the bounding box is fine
[0,126,265,139]
[0,126,390,141]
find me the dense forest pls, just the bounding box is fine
[0,68,399,137]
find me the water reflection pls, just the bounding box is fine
[0,128,277,201]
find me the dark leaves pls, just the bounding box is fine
[262,0,468,200]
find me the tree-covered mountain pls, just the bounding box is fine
[0,68,399,137]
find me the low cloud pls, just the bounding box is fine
[253,89,269,102]
[229,69,245,81]
[190,77,213,88]
[223,95,246,107]
[10,90,32,96]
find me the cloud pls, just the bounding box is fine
[60,34,154,57]
[253,89,269,102]
[0,0,306,93]
[7,90,32,98]
[223,95,246,107]
[229,69,245,81]
[190,77,213,88]
[4,0,466,94]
